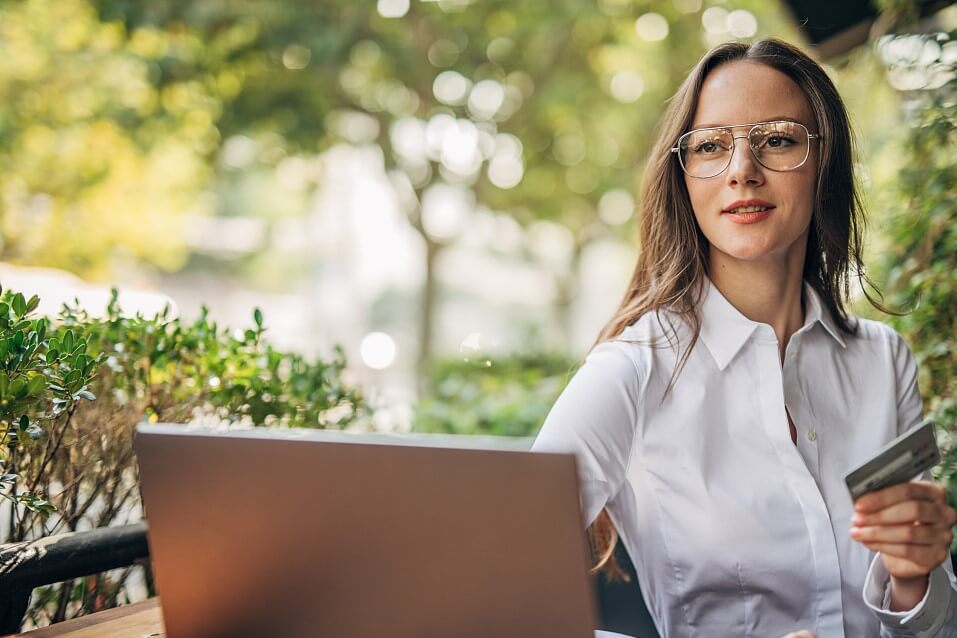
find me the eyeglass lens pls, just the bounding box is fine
[678,121,811,178]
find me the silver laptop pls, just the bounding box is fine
[134,424,598,638]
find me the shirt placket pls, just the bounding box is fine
[783,333,821,481]
[754,326,846,637]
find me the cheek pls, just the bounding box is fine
[684,178,718,225]
[784,173,817,223]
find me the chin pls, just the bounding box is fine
[712,238,787,263]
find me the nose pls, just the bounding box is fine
[725,135,764,187]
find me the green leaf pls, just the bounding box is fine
[18,492,55,514]
[19,414,29,431]
[253,308,264,327]
[10,377,27,398]
[76,389,96,401]
[0,372,8,398]
[62,330,74,353]
[11,293,25,316]
[46,348,59,363]
[27,375,46,396]
[25,295,39,313]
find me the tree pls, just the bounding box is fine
[77,0,795,376]
[0,0,220,278]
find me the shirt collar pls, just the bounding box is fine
[698,278,847,371]
[802,281,847,349]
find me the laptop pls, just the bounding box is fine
[134,424,599,638]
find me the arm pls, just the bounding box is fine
[854,333,957,637]
[531,341,641,525]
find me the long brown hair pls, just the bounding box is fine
[587,38,878,579]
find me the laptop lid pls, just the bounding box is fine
[134,424,598,638]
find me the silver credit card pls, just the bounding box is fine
[843,420,940,501]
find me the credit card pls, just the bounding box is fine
[843,420,940,501]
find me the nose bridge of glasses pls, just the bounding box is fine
[727,135,761,173]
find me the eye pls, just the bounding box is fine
[689,137,729,155]
[765,135,796,148]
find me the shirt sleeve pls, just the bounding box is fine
[864,557,957,637]
[862,331,957,637]
[531,341,640,526]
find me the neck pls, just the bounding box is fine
[707,250,806,361]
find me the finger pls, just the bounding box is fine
[944,504,957,528]
[781,632,816,638]
[852,500,942,526]
[862,541,950,567]
[855,481,946,513]
[850,523,950,546]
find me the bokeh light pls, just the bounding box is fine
[599,189,636,226]
[360,332,397,369]
[635,13,669,42]
[609,70,645,103]
[726,10,758,38]
[433,70,471,105]
[376,0,410,19]
[702,7,728,34]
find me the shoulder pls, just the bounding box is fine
[846,316,912,354]
[847,315,904,344]
[844,315,916,372]
[582,340,643,387]
[600,311,682,365]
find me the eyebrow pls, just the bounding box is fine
[690,116,807,129]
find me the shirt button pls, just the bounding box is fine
[807,430,817,442]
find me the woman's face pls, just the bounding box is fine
[684,60,818,272]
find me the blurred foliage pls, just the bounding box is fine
[413,350,575,437]
[79,0,795,229]
[0,287,366,625]
[0,0,798,366]
[0,0,219,277]
[870,30,957,524]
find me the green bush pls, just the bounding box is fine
[413,351,577,438]
[871,31,957,529]
[0,288,366,625]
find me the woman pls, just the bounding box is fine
[533,39,957,637]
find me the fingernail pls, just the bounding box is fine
[850,527,862,538]
[852,514,864,526]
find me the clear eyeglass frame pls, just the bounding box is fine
[671,120,821,179]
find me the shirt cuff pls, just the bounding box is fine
[863,554,952,634]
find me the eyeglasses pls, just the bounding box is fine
[671,120,820,179]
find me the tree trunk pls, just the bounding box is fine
[554,240,585,349]
[417,236,441,393]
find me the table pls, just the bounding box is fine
[13,599,164,638]
[10,602,635,638]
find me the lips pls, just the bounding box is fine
[722,198,776,214]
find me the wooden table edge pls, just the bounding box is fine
[11,598,162,637]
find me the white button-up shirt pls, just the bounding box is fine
[534,280,957,637]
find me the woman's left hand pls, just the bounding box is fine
[850,481,956,585]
